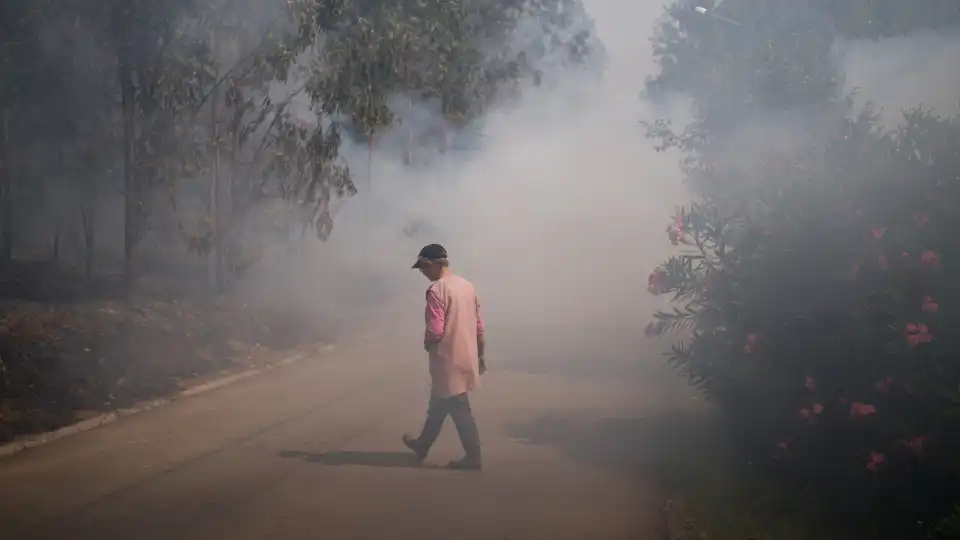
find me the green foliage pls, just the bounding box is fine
[261,120,352,240]
[282,0,602,134]
[160,0,603,254]
[646,107,960,536]
[645,0,960,535]
[935,505,960,539]
[179,0,603,247]
[645,0,843,137]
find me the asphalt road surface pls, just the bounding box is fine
[0,318,690,540]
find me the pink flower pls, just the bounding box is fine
[667,215,687,245]
[921,250,941,269]
[647,269,668,295]
[667,228,684,245]
[804,376,816,392]
[906,323,933,347]
[902,251,910,258]
[901,435,930,454]
[866,452,886,472]
[778,441,789,450]
[877,254,889,270]
[812,403,824,415]
[922,295,939,313]
[744,333,759,354]
[798,408,812,420]
[850,402,877,419]
[875,375,894,392]
[871,227,886,239]
[849,263,859,279]
[914,213,931,227]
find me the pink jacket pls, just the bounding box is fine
[424,274,484,398]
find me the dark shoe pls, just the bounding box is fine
[446,456,482,471]
[402,435,427,461]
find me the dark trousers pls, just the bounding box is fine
[414,392,481,461]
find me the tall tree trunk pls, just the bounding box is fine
[50,150,63,262]
[51,220,61,261]
[80,141,105,285]
[209,45,222,295]
[404,96,414,166]
[118,54,136,296]
[80,199,96,282]
[0,107,12,263]
[224,108,241,290]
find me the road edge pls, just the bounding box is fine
[0,344,337,460]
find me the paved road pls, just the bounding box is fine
[0,318,688,540]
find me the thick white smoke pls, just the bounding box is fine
[244,2,960,366]
[841,30,960,125]
[244,0,686,344]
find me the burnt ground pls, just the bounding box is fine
[0,260,342,444]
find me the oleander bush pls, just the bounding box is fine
[646,106,960,537]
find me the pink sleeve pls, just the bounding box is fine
[476,295,485,339]
[424,287,445,343]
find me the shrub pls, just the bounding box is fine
[647,107,960,536]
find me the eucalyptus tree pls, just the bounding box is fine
[280,0,602,138]
[51,0,217,292]
[167,0,604,291]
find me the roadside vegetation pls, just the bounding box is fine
[644,0,960,538]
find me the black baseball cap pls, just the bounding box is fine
[412,244,448,269]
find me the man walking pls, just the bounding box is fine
[403,244,486,471]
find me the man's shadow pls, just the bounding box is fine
[278,450,442,469]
